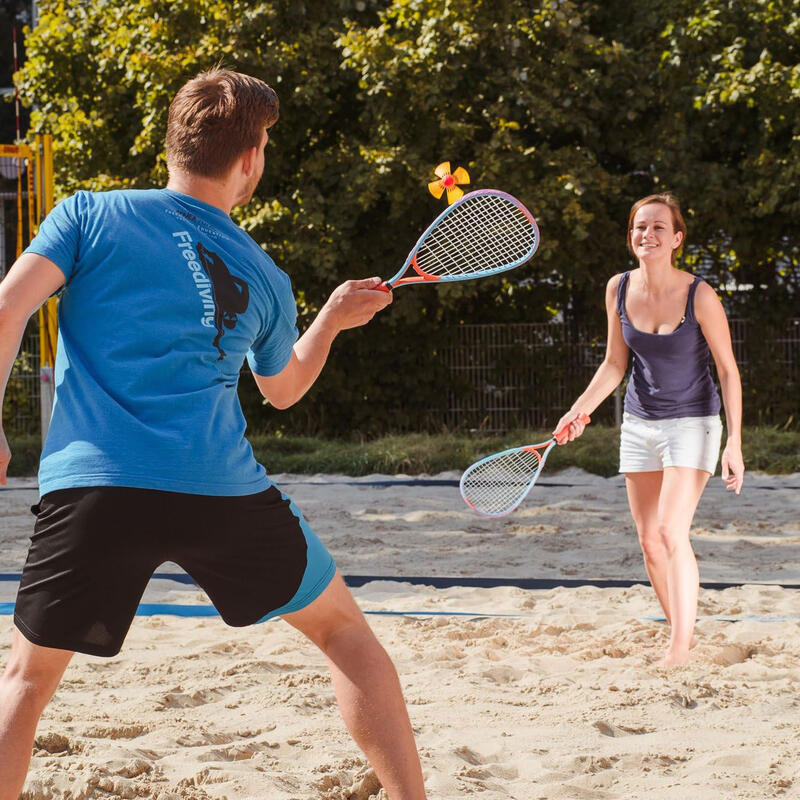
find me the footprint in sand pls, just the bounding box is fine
[711,643,757,666]
[113,758,152,778]
[594,720,651,737]
[82,723,149,739]
[33,732,72,753]
[669,692,698,709]
[155,687,229,710]
[570,754,621,773]
[454,745,485,765]
[221,659,287,677]
[198,740,278,762]
[481,665,525,684]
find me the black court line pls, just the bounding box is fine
[1,573,798,590]
[2,480,797,492]
[343,575,800,591]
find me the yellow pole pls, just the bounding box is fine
[26,149,35,249]
[14,158,23,258]
[34,133,43,231]
[35,135,57,440]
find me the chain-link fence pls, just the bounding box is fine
[2,187,43,438]
[441,319,799,433]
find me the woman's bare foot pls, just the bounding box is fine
[657,649,690,667]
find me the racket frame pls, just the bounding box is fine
[382,189,539,290]
[459,413,590,517]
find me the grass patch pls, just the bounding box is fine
[7,426,798,479]
[248,425,799,477]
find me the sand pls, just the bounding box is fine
[1,469,798,799]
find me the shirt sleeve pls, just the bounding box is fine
[246,264,299,377]
[23,192,86,283]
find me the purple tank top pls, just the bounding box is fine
[617,271,721,420]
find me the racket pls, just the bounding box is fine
[377,189,539,292]
[460,414,591,517]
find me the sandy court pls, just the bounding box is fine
[1,469,799,799]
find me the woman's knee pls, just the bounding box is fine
[656,523,690,556]
[637,528,664,562]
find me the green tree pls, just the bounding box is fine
[14,0,799,432]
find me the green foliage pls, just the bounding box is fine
[4,435,41,476]
[2,351,38,437]
[14,0,799,435]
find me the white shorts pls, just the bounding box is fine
[619,413,723,475]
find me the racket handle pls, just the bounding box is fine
[554,412,591,444]
[373,282,392,293]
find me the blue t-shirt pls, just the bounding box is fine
[25,188,298,496]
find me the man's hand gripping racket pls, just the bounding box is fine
[460,414,591,517]
[376,189,539,291]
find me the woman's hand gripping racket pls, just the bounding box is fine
[377,189,539,292]
[460,414,591,517]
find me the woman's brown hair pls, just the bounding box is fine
[626,193,687,265]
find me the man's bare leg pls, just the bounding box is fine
[283,572,426,799]
[0,629,73,800]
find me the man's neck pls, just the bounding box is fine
[166,171,236,215]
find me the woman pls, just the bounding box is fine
[555,193,745,667]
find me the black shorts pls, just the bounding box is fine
[14,485,336,657]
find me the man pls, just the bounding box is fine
[0,69,427,799]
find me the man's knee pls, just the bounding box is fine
[1,631,72,709]
[283,572,373,651]
[0,665,57,713]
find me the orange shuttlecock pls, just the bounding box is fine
[428,161,470,204]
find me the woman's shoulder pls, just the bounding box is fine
[604,272,627,311]
[606,271,627,292]
[693,278,723,312]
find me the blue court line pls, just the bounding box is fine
[0,602,525,619]
[2,573,799,590]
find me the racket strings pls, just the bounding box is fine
[461,448,542,515]
[415,194,537,278]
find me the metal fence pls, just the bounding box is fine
[441,318,800,433]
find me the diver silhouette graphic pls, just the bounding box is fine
[197,242,250,360]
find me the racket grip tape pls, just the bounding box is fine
[554,413,591,444]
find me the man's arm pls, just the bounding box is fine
[0,254,67,484]
[252,277,392,409]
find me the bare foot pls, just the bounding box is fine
[656,650,690,668]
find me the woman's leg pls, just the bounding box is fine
[625,471,671,621]
[655,466,710,665]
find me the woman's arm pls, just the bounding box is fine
[695,282,744,493]
[554,274,630,440]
